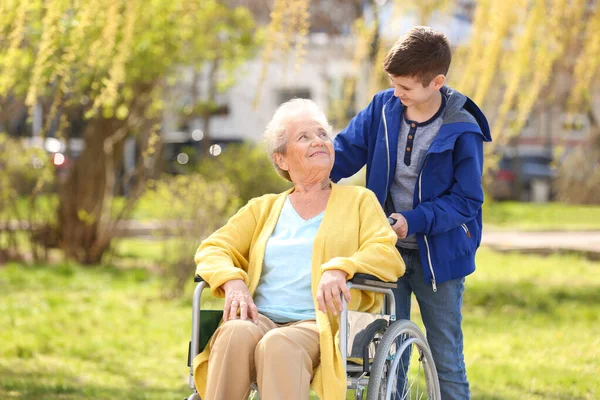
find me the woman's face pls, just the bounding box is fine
[275,117,334,183]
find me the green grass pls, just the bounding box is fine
[483,201,600,231]
[1,195,57,224]
[2,195,164,223]
[1,249,599,399]
[6,194,600,234]
[462,249,599,399]
[0,263,194,400]
[110,237,168,265]
[399,248,600,399]
[134,196,600,230]
[7,193,600,232]
[374,248,600,399]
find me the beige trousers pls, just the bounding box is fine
[204,313,320,400]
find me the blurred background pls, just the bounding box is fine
[1,1,598,399]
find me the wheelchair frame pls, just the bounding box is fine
[186,274,440,400]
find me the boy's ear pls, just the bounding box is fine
[431,74,446,90]
[273,152,289,171]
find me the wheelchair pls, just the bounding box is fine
[186,273,441,400]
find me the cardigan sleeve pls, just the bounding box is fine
[321,191,405,281]
[194,198,259,297]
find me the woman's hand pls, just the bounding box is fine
[317,269,351,316]
[222,279,259,324]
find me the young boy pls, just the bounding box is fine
[331,26,491,400]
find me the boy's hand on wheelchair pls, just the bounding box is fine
[222,279,259,324]
[389,213,409,239]
[317,269,351,316]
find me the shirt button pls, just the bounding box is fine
[408,135,413,139]
[411,123,416,128]
[406,147,411,151]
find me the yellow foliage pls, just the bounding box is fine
[0,133,56,222]
[254,0,311,106]
[90,0,138,113]
[0,1,31,94]
[455,0,597,148]
[141,174,241,295]
[77,209,96,226]
[25,0,67,108]
[569,4,600,110]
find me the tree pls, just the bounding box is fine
[454,0,599,145]
[0,0,258,263]
[176,1,257,153]
[453,0,600,201]
[268,0,600,201]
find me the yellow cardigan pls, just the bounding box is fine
[193,183,405,400]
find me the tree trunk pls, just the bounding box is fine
[57,117,126,264]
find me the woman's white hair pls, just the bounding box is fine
[263,98,333,181]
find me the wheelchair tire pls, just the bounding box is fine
[366,320,440,400]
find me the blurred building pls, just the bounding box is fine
[163,0,483,146]
[4,0,594,179]
[163,36,357,143]
[162,0,362,145]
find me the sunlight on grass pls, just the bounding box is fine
[484,201,600,231]
[0,263,191,399]
[1,249,598,399]
[7,195,600,232]
[464,249,599,399]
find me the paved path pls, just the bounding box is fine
[4,220,600,259]
[118,220,600,258]
[481,228,600,259]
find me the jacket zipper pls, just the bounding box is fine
[461,223,472,238]
[419,155,437,292]
[385,103,436,291]
[382,105,390,196]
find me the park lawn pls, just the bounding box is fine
[0,263,194,400]
[1,248,598,399]
[456,249,598,399]
[483,201,600,231]
[7,194,600,232]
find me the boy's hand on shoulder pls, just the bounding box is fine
[389,213,408,239]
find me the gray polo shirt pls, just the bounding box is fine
[390,95,447,249]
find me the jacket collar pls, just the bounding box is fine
[382,87,492,154]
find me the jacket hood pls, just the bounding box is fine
[441,86,492,143]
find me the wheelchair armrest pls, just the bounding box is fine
[349,273,397,289]
[196,274,396,288]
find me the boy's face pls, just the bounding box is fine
[388,74,445,107]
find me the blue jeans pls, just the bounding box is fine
[394,247,470,400]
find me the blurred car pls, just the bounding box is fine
[160,130,243,174]
[488,153,556,202]
[22,137,83,183]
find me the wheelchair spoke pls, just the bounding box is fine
[380,338,432,400]
[364,321,440,400]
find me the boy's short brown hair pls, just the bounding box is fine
[383,26,451,86]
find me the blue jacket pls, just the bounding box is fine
[331,86,492,290]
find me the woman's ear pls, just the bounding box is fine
[273,152,289,171]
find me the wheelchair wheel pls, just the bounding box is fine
[366,320,440,400]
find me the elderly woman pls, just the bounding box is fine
[192,99,404,400]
